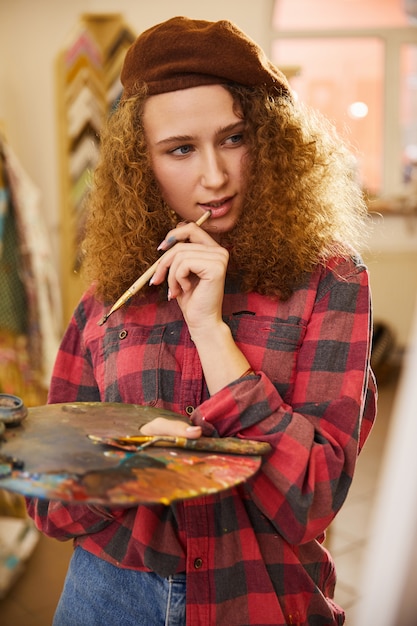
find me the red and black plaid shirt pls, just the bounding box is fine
[27,255,376,625]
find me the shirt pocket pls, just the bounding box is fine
[98,324,165,404]
[227,315,305,400]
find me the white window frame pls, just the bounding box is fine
[269,25,417,195]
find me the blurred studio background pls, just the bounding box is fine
[0,1,416,624]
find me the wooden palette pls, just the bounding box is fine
[0,402,270,506]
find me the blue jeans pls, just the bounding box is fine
[53,547,186,626]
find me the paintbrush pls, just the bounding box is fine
[98,210,211,326]
[87,433,271,456]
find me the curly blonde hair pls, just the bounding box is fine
[81,84,368,301]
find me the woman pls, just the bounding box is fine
[27,17,376,626]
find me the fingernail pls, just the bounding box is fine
[167,289,172,301]
[149,275,155,286]
[186,426,201,433]
[157,235,176,251]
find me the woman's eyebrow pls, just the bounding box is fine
[155,121,245,147]
[156,134,193,147]
[216,121,245,135]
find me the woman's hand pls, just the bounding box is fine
[140,417,202,439]
[151,220,252,395]
[151,221,228,337]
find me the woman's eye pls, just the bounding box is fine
[225,133,244,146]
[170,144,193,156]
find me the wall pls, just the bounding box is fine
[364,213,417,347]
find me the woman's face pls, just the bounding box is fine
[143,84,248,239]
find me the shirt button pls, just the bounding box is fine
[194,558,203,569]
[185,406,194,416]
[118,330,128,339]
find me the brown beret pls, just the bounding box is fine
[121,16,292,100]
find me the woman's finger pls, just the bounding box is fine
[151,243,228,289]
[157,220,217,251]
[140,417,202,439]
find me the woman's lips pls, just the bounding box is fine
[200,196,234,218]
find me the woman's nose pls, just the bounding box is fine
[200,150,228,188]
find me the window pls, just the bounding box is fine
[272,0,417,198]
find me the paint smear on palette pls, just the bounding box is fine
[2,449,262,505]
[0,402,267,505]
